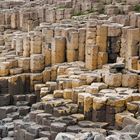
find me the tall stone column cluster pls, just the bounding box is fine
[0,20,139,96]
[0,0,139,139]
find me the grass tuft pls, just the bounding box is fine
[134,5,140,12]
[72,11,85,16]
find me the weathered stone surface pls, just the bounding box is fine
[55,132,75,140]
[30,54,44,73]
[0,1,140,140]
[105,73,122,87]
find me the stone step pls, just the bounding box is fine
[0,94,11,107]
[0,106,17,120]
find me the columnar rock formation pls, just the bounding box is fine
[0,0,139,140]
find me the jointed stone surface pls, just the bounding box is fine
[0,0,139,139]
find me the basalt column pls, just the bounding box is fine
[126,28,140,70]
[42,27,54,66]
[96,24,108,68]
[85,22,98,70]
[66,31,79,62]
[78,28,86,61]
[51,36,66,65]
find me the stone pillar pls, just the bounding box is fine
[138,75,140,92]
[11,37,16,50]
[122,73,138,88]
[19,10,30,31]
[0,35,4,46]
[18,57,30,72]
[84,94,93,120]
[4,33,13,50]
[15,35,23,56]
[96,25,108,52]
[0,77,8,94]
[30,73,43,92]
[105,73,122,87]
[86,22,97,47]
[85,22,98,70]
[92,97,107,122]
[11,11,19,29]
[127,28,140,56]
[127,28,140,70]
[30,54,45,73]
[96,25,108,68]
[23,35,30,57]
[128,56,139,70]
[0,62,9,76]
[78,93,86,113]
[30,34,42,54]
[43,44,51,67]
[78,28,86,61]
[138,60,140,70]
[20,9,39,31]
[51,37,66,64]
[42,27,54,44]
[63,89,73,100]
[0,12,5,25]
[120,26,132,61]
[8,74,25,95]
[85,45,98,70]
[51,65,58,81]
[107,97,125,126]
[48,8,56,23]
[97,52,108,69]
[5,11,11,26]
[42,67,51,83]
[54,27,62,36]
[66,31,79,62]
[56,9,64,22]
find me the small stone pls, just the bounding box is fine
[50,122,67,132]
[55,132,75,140]
[66,125,82,133]
[94,134,105,140]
